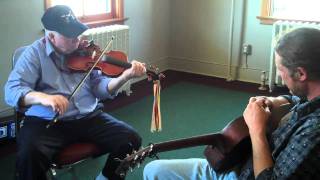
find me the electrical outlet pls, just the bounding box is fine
[243,44,252,55]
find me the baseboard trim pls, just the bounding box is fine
[166,56,267,84]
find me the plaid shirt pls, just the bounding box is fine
[239,95,320,180]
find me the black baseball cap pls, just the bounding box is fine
[41,5,89,38]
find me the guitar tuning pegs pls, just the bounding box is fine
[132,150,137,156]
[114,158,123,162]
[155,154,160,159]
[119,172,126,178]
[149,144,154,152]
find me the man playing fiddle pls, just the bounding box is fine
[5,5,145,180]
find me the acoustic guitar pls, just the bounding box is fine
[115,104,292,177]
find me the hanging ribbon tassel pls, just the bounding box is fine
[151,80,162,132]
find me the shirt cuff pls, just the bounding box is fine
[8,88,33,109]
[94,77,116,100]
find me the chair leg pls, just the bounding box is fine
[47,166,78,180]
[47,168,58,180]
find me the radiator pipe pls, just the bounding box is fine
[226,0,235,81]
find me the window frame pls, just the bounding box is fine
[257,0,320,25]
[45,0,127,27]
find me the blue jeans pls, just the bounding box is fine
[143,158,239,180]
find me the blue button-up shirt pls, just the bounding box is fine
[5,37,115,120]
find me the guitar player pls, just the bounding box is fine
[143,28,320,179]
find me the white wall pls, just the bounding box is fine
[242,0,273,80]
[0,0,44,116]
[167,0,273,83]
[124,0,171,71]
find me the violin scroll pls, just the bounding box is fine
[146,65,165,81]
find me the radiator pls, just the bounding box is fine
[83,25,132,95]
[268,21,320,92]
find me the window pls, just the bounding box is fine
[258,0,320,24]
[45,0,125,27]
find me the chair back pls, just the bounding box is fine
[12,46,28,68]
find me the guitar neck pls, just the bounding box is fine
[115,104,293,177]
[151,133,224,153]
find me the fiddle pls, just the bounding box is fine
[67,41,165,81]
[46,38,164,129]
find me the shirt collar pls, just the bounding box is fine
[295,96,320,117]
[44,36,56,57]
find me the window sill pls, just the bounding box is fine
[83,17,129,28]
[257,16,320,25]
[257,16,277,25]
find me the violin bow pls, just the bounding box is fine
[46,37,115,128]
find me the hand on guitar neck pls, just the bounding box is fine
[115,103,292,178]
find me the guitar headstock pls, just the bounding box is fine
[146,65,165,81]
[115,144,157,177]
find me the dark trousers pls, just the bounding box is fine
[15,111,142,180]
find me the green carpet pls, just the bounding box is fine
[0,81,255,180]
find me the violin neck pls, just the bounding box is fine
[104,56,132,69]
[104,56,155,75]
